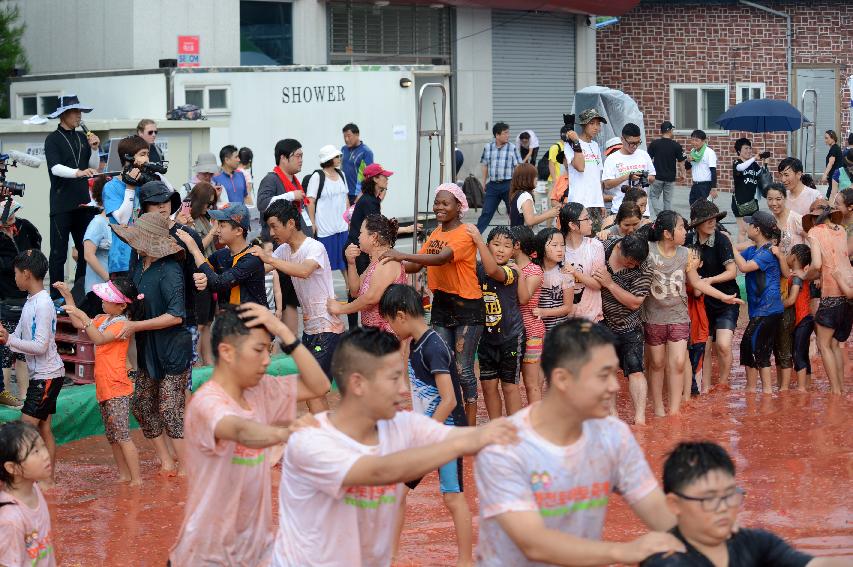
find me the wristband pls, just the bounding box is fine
[571,142,583,153]
[281,338,301,355]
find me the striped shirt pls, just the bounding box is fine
[480,141,522,182]
[538,266,574,334]
[601,238,652,332]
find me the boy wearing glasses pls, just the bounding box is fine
[602,123,656,215]
[643,441,843,567]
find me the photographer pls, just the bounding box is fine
[102,135,151,277]
[44,95,100,299]
[0,199,41,408]
[602,123,656,214]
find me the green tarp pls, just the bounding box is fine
[0,355,300,446]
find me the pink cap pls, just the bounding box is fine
[363,163,394,179]
[435,182,469,214]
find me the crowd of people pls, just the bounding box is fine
[0,96,851,567]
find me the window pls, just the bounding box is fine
[21,95,36,116]
[183,86,230,114]
[736,82,765,103]
[670,84,728,133]
[240,1,293,65]
[327,2,451,65]
[18,94,61,117]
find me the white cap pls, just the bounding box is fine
[605,137,622,151]
[318,144,342,163]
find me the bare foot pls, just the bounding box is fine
[118,475,132,483]
[158,467,178,478]
[129,478,143,487]
[797,387,807,393]
[633,416,647,426]
[762,388,773,394]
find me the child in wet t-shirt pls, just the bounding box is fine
[533,228,575,334]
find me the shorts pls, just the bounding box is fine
[279,271,300,308]
[0,318,24,369]
[132,369,188,439]
[643,322,690,346]
[772,307,795,370]
[478,334,524,385]
[406,457,464,494]
[792,315,814,373]
[99,395,132,444]
[706,301,740,335]
[430,290,486,328]
[187,325,200,370]
[740,313,782,369]
[523,336,543,365]
[610,326,645,376]
[22,378,64,421]
[814,296,853,342]
[303,331,342,379]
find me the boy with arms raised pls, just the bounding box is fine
[475,318,686,566]
[272,326,517,567]
[643,441,848,567]
[170,303,329,566]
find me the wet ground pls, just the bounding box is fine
[44,327,852,566]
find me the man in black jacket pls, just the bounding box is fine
[44,95,100,299]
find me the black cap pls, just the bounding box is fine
[660,121,674,133]
[139,181,181,214]
[744,210,776,233]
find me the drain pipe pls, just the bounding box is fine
[738,0,792,155]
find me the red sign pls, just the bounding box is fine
[177,35,200,68]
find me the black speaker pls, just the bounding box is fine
[159,59,178,68]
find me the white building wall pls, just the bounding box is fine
[292,0,328,65]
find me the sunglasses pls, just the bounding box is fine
[146,130,158,135]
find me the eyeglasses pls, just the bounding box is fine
[576,216,591,223]
[622,139,641,148]
[146,130,158,135]
[673,487,745,512]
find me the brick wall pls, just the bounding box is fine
[596,0,853,193]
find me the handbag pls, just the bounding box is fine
[734,192,759,216]
[757,166,773,198]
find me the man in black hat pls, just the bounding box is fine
[44,94,101,299]
[647,121,686,218]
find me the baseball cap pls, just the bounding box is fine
[139,181,181,214]
[578,108,608,125]
[660,121,674,133]
[363,163,394,179]
[210,203,251,234]
[744,210,776,233]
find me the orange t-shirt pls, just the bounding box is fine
[807,223,848,298]
[687,290,708,345]
[419,224,482,300]
[791,277,811,325]
[93,315,133,403]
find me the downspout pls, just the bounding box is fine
[738,0,792,155]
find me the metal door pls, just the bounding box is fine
[794,68,838,175]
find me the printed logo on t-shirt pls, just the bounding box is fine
[425,237,448,255]
[231,444,265,466]
[344,484,397,509]
[483,288,502,330]
[529,476,611,518]
[25,529,53,564]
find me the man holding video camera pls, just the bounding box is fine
[602,123,656,215]
[44,95,101,299]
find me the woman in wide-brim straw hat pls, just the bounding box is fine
[111,212,192,474]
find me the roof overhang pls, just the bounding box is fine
[356,0,639,17]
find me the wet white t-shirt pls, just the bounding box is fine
[273,411,452,567]
[475,405,657,566]
[566,139,604,209]
[0,484,55,567]
[564,237,605,322]
[602,149,656,213]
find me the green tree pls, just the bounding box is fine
[0,2,27,118]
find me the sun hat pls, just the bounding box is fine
[363,163,394,179]
[47,94,93,119]
[111,212,183,259]
[802,199,844,232]
[577,108,608,125]
[688,199,727,229]
[92,281,139,305]
[139,181,181,214]
[209,203,251,234]
[318,144,342,163]
[435,182,469,214]
[192,152,220,175]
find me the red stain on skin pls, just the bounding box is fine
[43,327,852,566]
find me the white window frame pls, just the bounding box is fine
[735,82,766,103]
[17,92,62,118]
[669,83,729,135]
[182,85,231,116]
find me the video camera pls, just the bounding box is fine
[629,170,651,189]
[0,153,26,197]
[121,155,169,186]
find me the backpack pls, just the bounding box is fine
[536,142,564,181]
[166,104,205,121]
[461,175,484,210]
[301,168,345,203]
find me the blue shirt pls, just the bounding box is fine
[742,244,784,317]
[409,329,467,427]
[340,142,374,197]
[480,141,522,182]
[212,170,248,203]
[82,214,111,292]
[103,178,138,274]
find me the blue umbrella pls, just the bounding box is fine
[715,98,811,132]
